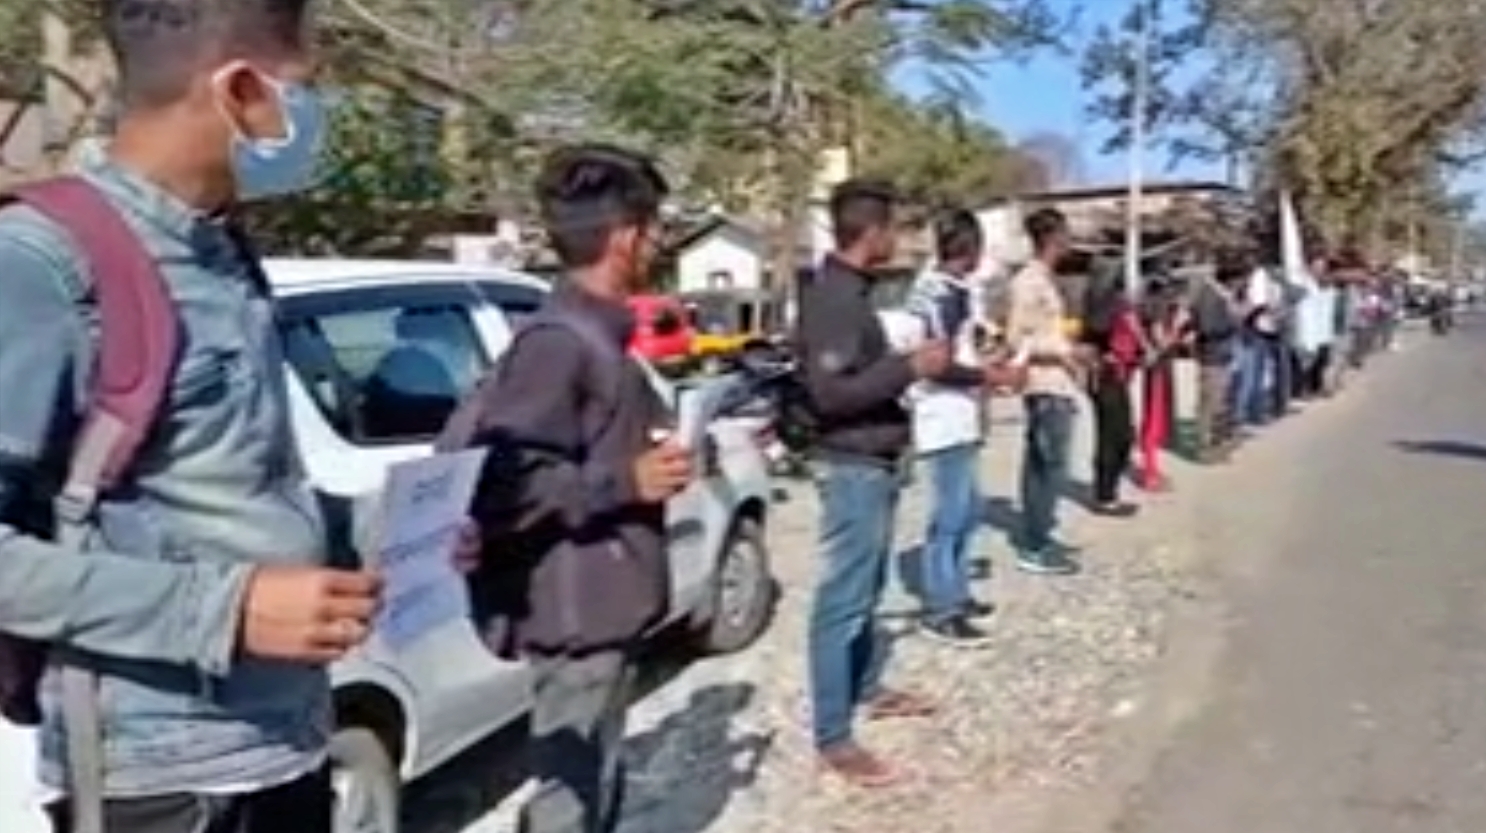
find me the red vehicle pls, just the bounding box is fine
[627,294,695,366]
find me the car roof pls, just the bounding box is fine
[628,293,683,309]
[263,258,551,296]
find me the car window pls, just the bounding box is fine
[475,281,547,327]
[280,288,490,446]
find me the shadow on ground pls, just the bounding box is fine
[617,683,772,833]
[1393,439,1486,461]
[403,652,769,833]
[895,495,1022,593]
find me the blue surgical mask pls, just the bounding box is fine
[229,78,328,201]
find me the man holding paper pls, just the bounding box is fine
[447,145,692,833]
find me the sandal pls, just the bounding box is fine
[818,742,906,788]
[864,689,938,721]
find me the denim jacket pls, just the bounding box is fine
[0,146,336,796]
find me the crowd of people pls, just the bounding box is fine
[793,182,1416,789]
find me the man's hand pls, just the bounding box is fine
[241,567,382,664]
[634,439,694,504]
[983,361,1027,393]
[909,339,952,379]
[451,519,482,576]
[1071,343,1099,363]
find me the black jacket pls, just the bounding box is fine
[795,256,915,465]
[1189,279,1238,366]
[461,286,669,656]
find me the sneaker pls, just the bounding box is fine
[1016,545,1080,575]
[921,615,993,648]
[1092,500,1139,518]
[961,598,995,619]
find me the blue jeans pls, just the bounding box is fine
[809,460,900,750]
[1228,334,1266,426]
[1019,395,1075,553]
[919,443,982,623]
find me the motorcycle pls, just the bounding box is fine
[710,340,813,479]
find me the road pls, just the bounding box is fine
[1111,318,1486,833]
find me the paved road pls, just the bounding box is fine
[1114,319,1486,833]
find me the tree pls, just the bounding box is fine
[1,0,1066,258]
[0,2,113,170]
[854,92,1050,205]
[1082,0,1486,246]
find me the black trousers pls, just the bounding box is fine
[47,768,333,833]
[1090,368,1135,504]
[1302,345,1332,397]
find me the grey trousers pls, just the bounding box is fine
[46,769,332,833]
[1195,362,1233,455]
[520,649,635,833]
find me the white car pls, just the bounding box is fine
[267,259,778,832]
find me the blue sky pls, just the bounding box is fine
[897,0,1226,187]
[895,0,1486,202]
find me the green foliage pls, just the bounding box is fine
[1082,0,1486,247]
[245,91,455,255]
[3,0,1066,254]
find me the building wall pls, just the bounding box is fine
[676,230,765,292]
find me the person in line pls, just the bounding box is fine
[1327,250,1373,388]
[1079,257,1143,516]
[1134,271,1186,490]
[1237,261,1285,426]
[905,208,1025,646]
[1006,208,1088,574]
[0,2,393,830]
[796,179,950,786]
[1295,251,1340,400]
[1189,252,1246,463]
[452,146,694,833]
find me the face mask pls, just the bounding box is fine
[227,75,328,201]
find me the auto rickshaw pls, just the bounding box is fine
[682,289,786,370]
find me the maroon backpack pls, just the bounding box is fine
[0,177,179,726]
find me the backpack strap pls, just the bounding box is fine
[4,176,179,833]
[9,177,179,519]
[534,309,627,447]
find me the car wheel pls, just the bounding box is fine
[331,726,400,833]
[695,517,777,654]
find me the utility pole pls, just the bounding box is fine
[1449,213,1463,279]
[1123,0,1150,301]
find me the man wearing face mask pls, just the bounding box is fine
[448,145,692,833]
[0,2,383,832]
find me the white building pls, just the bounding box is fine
[674,218,768,293]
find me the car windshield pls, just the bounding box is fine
[280,285,492,445]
